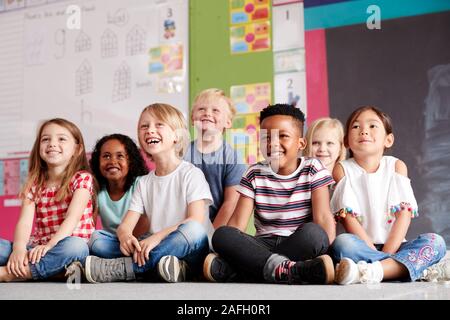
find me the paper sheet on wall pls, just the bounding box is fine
[272,2,304,51]
[229,0,270,25]
[274,71,307,117]
[230,82,271,113]
[227,113,261,165]
[230,21,271,54]
[274,48,305,73]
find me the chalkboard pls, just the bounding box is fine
[0,0,189,158]
[325,11,450,246]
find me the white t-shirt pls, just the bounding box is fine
[128,160,214,243]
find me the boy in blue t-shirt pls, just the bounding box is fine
[185,88,247,229]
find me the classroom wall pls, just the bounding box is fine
[1,0,449,247]
[304,0,450,246]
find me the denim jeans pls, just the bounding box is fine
[330,233,447,281]
[0,236,89,280]
[89,230,128,258]
[131,220,209,277]
[212,222,330,282]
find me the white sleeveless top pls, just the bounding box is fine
[330,156,418,244]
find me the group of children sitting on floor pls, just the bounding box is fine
[0,88,449,285]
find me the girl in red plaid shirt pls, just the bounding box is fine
[0,118,95,282]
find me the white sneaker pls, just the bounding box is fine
[421,259,450,282]
[335,258,383,285]
[157,255,188,283]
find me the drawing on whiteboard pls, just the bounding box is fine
[80,99,93,124]
[75,31,92,53]
[113,62,131,102]
[101,29,118,58]
[126,25,147,56]
[107,8,129,27]
[25,31,44,66]
[54,28,66,59]
[75,60,93,96]
[421,64,450,244]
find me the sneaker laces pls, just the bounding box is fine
[101,259,126,280]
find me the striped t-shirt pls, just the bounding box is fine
[238,157,334,237]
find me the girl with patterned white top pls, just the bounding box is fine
[0,118,95,282]
[330,106,446,285]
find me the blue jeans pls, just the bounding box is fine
[330,233,447,281]
[89,221,209,276]
[88,230,125,258]
[132,220,209,276]
[0,236,89,280]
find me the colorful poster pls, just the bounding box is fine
[274,48,305,74]
[227,113,261,164]
[230,21,270,54]
[229,0,270,25]
[230,82,271,113]
[148,43,183,74]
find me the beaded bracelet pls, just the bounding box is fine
[387,202,418,224]
[334,207,362,223]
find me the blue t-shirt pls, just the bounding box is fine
[184,140,247,222]
[97,177,140,234]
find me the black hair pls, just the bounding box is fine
[260,103,305,133]
[89,133,149,192]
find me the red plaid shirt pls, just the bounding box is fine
[27,171,95,246]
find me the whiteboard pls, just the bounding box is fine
[0,0,189,158]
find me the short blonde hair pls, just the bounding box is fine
[193,88,236,120]
[304,117,346,162]
[139,103,189,160]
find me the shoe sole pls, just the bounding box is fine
[203,253,218,282]
[335,258,354,285]
[158,256,185,283]
[318,255,335,284]
[85,256,97,284]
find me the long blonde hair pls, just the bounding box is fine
[20,118,92,203]
[304,117,346,162]
[138,103,189,161]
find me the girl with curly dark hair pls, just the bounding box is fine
[88,134,149,258]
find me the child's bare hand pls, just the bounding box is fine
[134,236,160,267]
[120,235,141,257]
[7,248,29,278]
[28,243,55,264]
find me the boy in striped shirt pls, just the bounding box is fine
[203,104,336,284]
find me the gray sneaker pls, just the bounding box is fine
[157,255,187,283]
[85,256,135,283]
[421,259,450,282]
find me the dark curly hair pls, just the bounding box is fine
[260,103,305,134]
[89,134,148,192]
